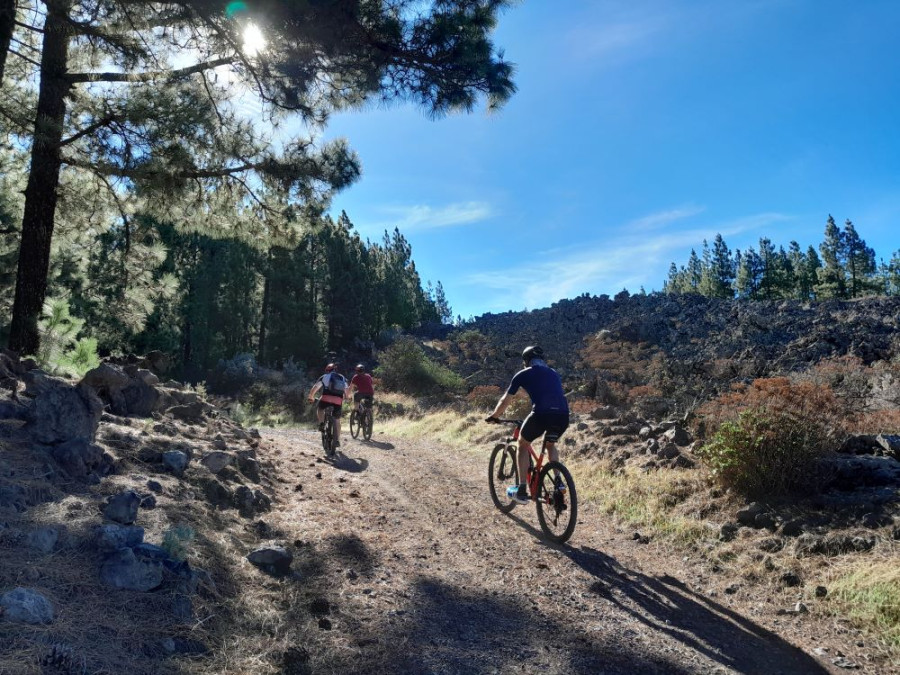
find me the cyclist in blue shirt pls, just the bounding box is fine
[487,346,570,504]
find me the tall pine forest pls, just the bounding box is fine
[0,0,512,377]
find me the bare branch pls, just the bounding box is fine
[67,56,235,84]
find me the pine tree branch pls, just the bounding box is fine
[8,47,40,68]
[14,19,41,33]
[66,57,235,84]
[59,115,115,147]
[63,156,264,180]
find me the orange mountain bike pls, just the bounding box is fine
[487,419,578,544]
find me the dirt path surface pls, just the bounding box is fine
[262,427,843,675]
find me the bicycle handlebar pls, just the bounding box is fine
[486,417,521,426]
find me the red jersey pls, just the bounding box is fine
[351,373,374,396]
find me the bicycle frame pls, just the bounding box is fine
[501,420,552,502]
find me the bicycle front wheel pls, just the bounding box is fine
[349,411,360,439]
[363,409,373,441]
[488,444,519,513]
[536,461,577,544]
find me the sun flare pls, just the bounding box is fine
[242,23,266,56]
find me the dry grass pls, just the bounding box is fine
[825,556,900,667]
[575,461,715,548]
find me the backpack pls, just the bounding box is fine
[323,373,347,397]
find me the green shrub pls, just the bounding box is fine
[208,353,257,394]
[697,408,834,498]
[34,299,101,377]
[161,525,195,561]
[376,337,465,395]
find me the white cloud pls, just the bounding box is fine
[628,205,706,231]
[464,210,790,312]
[368,201,494,231]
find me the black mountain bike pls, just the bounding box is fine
[320,406,338,457]
[349,398,373,441]
[487,419,578,544]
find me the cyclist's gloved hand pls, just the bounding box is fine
[485,416,499,424]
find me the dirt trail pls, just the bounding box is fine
[263,427,840,675]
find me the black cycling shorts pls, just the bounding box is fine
[521,411,569,443]
[317,400,343,418]
[354,393,374,403]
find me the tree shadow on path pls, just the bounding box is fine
[567,546,827,673]
[499,511,828,674]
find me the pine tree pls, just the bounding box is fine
[735,247,762,299]
[5,0,516,353]
[816,215,848,299]
[842,219,877,297]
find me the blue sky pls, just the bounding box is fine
[322,0,900,319]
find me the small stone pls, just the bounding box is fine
[736,502,765,526]
[724,584,739,595]
[794,602,808,614]
[96,524,144,552]
[719,523,739,542]
[780,571,802,588]
[815,586,828,598]
[309,598,330,615]
[318,617,332,630]
[758,537,783,553]
[831,657,859,669]
[146,480,163,494]
[140,494,157,509]
[247,545,293,575]
[200,451,233,474]
[780,519,804,537]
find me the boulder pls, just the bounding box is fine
[96,524,145,552]
[736,502,765,526]
[168,401,212,423]
[102,491,140,525]
[663,425,692,447]
[201,451,233,474]
[50,439,103,479]
[135,369,159,386]
[874,434,900,459]
[589,405,618,421]
[0,587,54,624]
[99,548,163,591]
[25,375,103,443]
[162,450,190,476]
[121,379,159,417]
[235,451,260,482]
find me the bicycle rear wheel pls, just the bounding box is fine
[362,408,373,441]
[322,409,335,456]
[349,410,360,439]
[488,444,519,513]
[535,461,577,544]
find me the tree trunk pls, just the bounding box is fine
[7,0,71,354]
[257,256,271,364]
[0,0,15,85]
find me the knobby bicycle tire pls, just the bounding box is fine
[349,410,361,439]
[363,409,373,441]
[488,443,519,513]
[535,461,577,544]
[322,409,336,457]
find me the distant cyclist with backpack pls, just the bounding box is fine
[348,364,375,413]
[307,362,349,448]
[486,346,570,504]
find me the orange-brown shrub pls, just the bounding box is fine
[695,377,845,499]
[694,377,845,440]
[467,385,503,410]
[847,409,900,435]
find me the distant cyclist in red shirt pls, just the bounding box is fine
[348,364,374,415]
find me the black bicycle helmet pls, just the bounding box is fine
[522,345,544,363]
[355,364,365,372]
